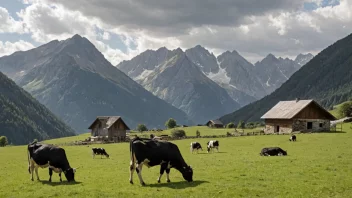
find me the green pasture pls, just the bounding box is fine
[1,124,352,198]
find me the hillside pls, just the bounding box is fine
[220,33,352,124]
[0,35,192,132]
[0,72,75,145]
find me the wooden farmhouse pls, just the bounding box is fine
[206,119,224,128]
[88,116,130,142]
[261,99,336,134]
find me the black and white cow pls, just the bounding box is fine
[129,137,193,186]
[190,142,202,153]
[92,147,110,158]
[27,142,77,182]
[260,147,287,156]
[206,140,219,153]
[289,135,297,142]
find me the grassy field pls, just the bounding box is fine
[329,101,351,119]
[1,124,352,198]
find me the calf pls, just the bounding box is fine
[27,142,77,182]
[129,137,193,186]
[289,135,297,142]
[92,147,110,158]
[206,140,219,153]
[190,142,202,153]
[260,147,287,156]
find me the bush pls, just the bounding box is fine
[171,129,186,138]
[0,136,8,147]
[165,118,177,129]
[196,130,201,137]
[237,120,245,129]
[137,124,148,132]
[339,102,352,118]
[226,122,235,128]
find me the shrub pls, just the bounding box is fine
[226,122,235,128]
[0,136,8,147]
[339,102,352,118]
[137,124,148,132]
[196,130,201,137]
[171,129,186,138]
[237,120,245,129]
[165,118,177,129]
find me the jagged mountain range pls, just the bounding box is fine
[0,35,192,133]
[117,45,313,122]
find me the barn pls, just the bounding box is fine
[206,119,224,128]
[88,116,130,142]
[261,99,336,134]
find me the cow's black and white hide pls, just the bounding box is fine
[260,147,287,156]
[129,137,193,186]
[27,142,77,182]
[190,142,202,153]
[206,140,219,153]
[92,147,110,158]
[289,135,297,142]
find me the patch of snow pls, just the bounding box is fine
[266,77,271,87]
[134,69,154,81]
[229,84,238,90]
[279,69,288,79]
[207,66,231,84]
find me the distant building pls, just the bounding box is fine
[261,99,336,133]
[88,116,130,142]
[206,120,224,128]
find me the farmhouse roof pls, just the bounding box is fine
[88,116,130,130]
[260,99,336,120]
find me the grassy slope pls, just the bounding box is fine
[1,124,352,197]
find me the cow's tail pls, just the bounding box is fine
[129,138,135,165]
[27,145,31,174]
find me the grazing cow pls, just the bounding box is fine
[92,147,110,159]
[289,135,297,142]
[129,137,193,186]
[206,140,219,153]
[260,147,287,156]
[190,142,202,153]
[27,142,77,182]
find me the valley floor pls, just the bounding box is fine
[1,124,351,198]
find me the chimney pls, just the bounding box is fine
[296,98,300,102]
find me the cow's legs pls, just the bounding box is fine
[158,162,168,183]
[30,162,35,181]
[59,172,62,182]
[49,168,53,182]
[136,163,145,186]
[216,146,219,152]
[129,160,135,184]
[166,168,171,183]
[34,166,40,180]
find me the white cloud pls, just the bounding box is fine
[0,40,35,57]
[0,7,26,33]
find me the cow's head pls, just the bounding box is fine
[181,165,193,182]
[282,150,288,156]
[106,154,110,158]
[64,168,76,182]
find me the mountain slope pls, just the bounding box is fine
[117,48,240,124]
[0,71,75,145]
[219,33,352,124]
[0,35,192,132]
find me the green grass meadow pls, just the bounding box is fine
[1,124,352,198]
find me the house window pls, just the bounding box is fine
[319,123,323,128]
[307,122,313,129]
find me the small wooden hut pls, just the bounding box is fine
[88,116,130,142]
[206,120,224,128]
[261,99,336,133]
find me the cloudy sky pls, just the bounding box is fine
[0,0,351,65]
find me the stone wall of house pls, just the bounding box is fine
[264,124,293,134]
[292,119,330,132]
